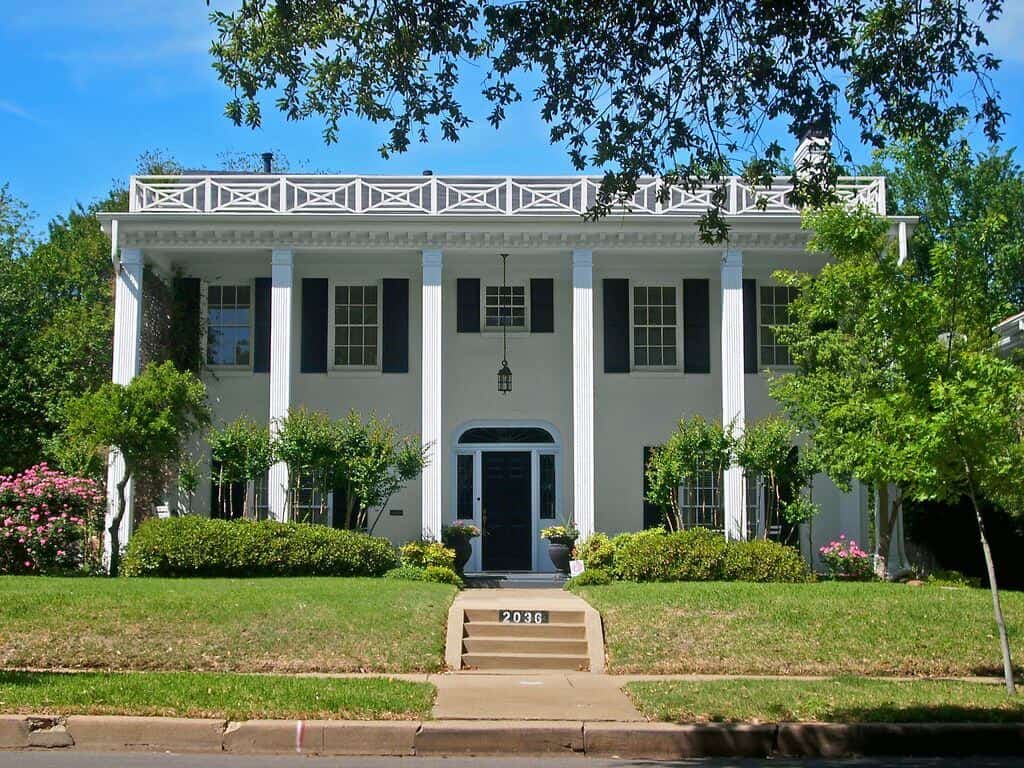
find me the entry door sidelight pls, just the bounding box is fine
[481,451,532,571]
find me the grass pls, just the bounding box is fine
[626,678,1024,724]
[0,671,434,720]
[0,577,456,673]
[578,582,1024,676]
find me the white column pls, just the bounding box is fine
[421,250,443,540]
[572,248,595,539]
[267,248,293,521]
[105,247,144,566]
[721,249,747,539]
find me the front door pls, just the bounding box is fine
[481,451,532,570]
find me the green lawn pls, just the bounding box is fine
[0,577,456,673]
[0,671,434,720]
[579,582,1024,676]
[627,678,1024,723]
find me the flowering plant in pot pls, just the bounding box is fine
[442,521,480,573]
[541,523,579,574]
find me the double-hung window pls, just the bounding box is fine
[207,285,251,366]
[633,285,678,368]
[759,285,798,366]
[334,284,379,367]
[678,471,721,529]
[484,285,526,330]
[292,472,328,525]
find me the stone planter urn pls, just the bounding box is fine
[545,537,576,574]
[451,536,473,574]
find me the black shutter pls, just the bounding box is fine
[253,277,272,373]
[300,278,328,373]
[643,447,664,529]
[381,278,409,373]
[210,461,245,520]
[603,279,630,373]
[331,483,363,530]
[170,276,201,373]
[743,278,758,374]
[530,278,554,333]
[457,278,480,333]
[683,278,711,374]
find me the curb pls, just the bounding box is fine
[1,715,1023,757]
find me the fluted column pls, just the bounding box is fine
[267,248,293,520]
[421,250,443,540]
[721,249,747,539]
[572,248,595,539]
[105,247,144,568]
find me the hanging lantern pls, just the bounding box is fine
[497,252,512,395]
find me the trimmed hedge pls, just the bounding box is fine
[576,527,810,583]
[399,540,456,570]
[121,517,399,577]
[384,564,463,586]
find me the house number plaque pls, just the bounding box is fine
[499,610,549,624]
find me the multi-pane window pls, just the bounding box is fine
[334,285,378,367]
[678,471,721,530]
[456,455,474,520]
[759,285,798,366]
[484,285,526,329]
[633,286,678,367]
[253,473,271,521]
[745,473,761,539]
[292,472,328,525]
[540,454,556,519]
[206,285,251,366]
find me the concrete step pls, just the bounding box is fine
[463,608,586,624]
[462,621,586,639]
[460,651,590,671]
[462,636,590,655]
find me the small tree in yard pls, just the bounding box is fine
[208,416,272,518]
[271,407,336,523]
[645,415,733,532]
[332,411,428,533]
[60,361,210,576]
[735,416,820,542]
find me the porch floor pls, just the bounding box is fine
[463,572,567,589]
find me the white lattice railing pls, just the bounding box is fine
[129,175,886,217]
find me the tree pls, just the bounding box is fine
[645,415,733,532]
[770,205,938,575]
[60,362,210,576]
[331,411,428,533]
[734,416,819,542]
[209,0,1005,240]
[208,417,273,518]
[271,407,337,523]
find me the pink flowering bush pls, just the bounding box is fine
[0,464,105,574]
[819,534,873,580]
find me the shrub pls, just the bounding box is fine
[574,532,615,572]
[723,539,811,582]
[399,540,456,570]
[0,464,104,574]
[566,568,612,588]
[121,517,399,577]
[423,565,463,586]
[384,563,463,587]
[663,528,728,580]
[613,527,672,581]
[819,535,873,580]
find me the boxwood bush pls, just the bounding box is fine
[121,517,399,577]
[607,527,810,583]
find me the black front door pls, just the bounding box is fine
[482,451,532,571]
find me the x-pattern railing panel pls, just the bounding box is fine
[130,175,887,216]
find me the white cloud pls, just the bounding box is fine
[0,99,42,124]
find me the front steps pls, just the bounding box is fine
[445,589,605,672]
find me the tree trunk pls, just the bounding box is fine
[874,484,900,578]
[108,473,131,577]
[967,487,1016,694]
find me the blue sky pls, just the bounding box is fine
[3,1,1024,228]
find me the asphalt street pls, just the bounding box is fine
[0,755,1019,768]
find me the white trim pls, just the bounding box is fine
[105,247,144,569]
[268,248,293,521]
[421,250,443,540]
[721,248,747,540]
[203,279,256,371]
[481,281,530,333]
[572,248,595,540]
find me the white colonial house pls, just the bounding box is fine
[97,141,912,573]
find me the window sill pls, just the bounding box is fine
[327,368,383,379]
[204,367,254,378]
[629,368,683,378]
